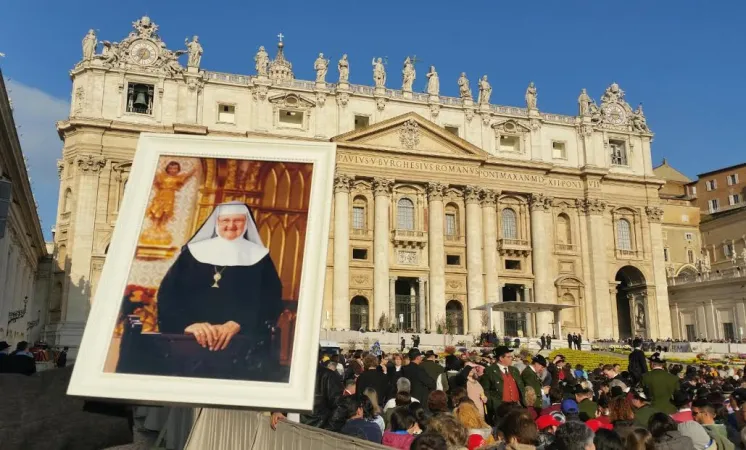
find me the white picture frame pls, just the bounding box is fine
[68,133,336,412]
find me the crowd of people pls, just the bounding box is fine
[0,340,68,375]
[270,338,746,450]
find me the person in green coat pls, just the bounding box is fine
[520,354,548,409]
[480,346,525,424]
[630,387,660,428]
[641,355,679,414]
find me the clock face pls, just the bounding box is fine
[604,104,626,125]
[129,40,159,66]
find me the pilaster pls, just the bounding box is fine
[645,206,672,339]
[481,189,499,333]
[372,178,393,327]
[579,198,612,338]
[427,182,446,330]
[464,186,484,333]
[529,193,553,335]
[332,174,352,329]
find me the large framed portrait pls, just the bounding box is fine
[68,133,335,411]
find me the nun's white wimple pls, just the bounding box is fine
[186,201,269,266]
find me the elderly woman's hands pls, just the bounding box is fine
[184,321,240,351]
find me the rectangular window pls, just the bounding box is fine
[126,83,154,115]
[727,174,739,185]
[729,194,741,206]
[685,232,693,241]
[552,141,566,159]
[687,249,695,264]
[609,140,627,166]
[352,206,366,230]
[446,254,461,266]
[663,248,669,262]
[725,243,734,258]
[354,115,370,130]
[689,186,697,196]
[352,248,368,260]
[685,324,696,341]
[445,213,457,236]
[499,135,520,153]
[706,180,717,191]
[709,199,720,213]
[279,109,304,127]
[444,125,459,136]
[217,104,235,123]
[505,259,521,270]
[723,323,736,341]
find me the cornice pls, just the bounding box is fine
[336,142,486,163]
[603,172,665,187]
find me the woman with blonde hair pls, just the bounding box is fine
[454,400,495,447]
[626,429,655,450]
[362,387,385,433]
[427,413,469,450]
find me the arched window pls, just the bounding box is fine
[501,208,517,240]
[444,203,459,238]
[397,198,415,230]
[63,188,73,213]
[445,300,464,335]
[351,196,367,231]
[350,296,369,331]
[556,213,571,244]
[616,219,632,250]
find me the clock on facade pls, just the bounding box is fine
[604,104,626,125]
[129,40,159,66]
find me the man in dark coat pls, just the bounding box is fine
[56,347,68,368]
[641,354,678,414]
[0,341,10,373]
[300,358,343,429]
[356,354,390,404]
[521,354,547,408]
[401,348,435,403]
[567,333,573,349]
[420,350,448,392]
[575,334,582,350]
[480,346,525,423]
[540,335,546,351]
[628,338,648,384]
[400,337,405,352]
[546,335,552,350]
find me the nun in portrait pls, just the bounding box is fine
[152,201,285,380]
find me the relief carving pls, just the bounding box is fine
[75,155,106,173]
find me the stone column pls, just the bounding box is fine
[417,278,426,332]
[427,182,447,330]
[66,155,105,324]
[465,186,485,334]
[332,174,352,330]
[579,198,612,339]
[373,178,393,327]
[576,204,596,338]
[0,232,13,309]
[529,193,554,336]
[389,276,396,328]
[645,206,672,339]
[481,190,500,333]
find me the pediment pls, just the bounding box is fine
[491,119,531,134]
[268,92,315,109]
[332,112,489,159]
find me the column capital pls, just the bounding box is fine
[372,177,394,196]
[334,173,353,193]
[464,185,482,204]
[481,189,498,207]
[75,155,106,173]
[529,193,553,212]
[576,197,607,215]
[426,182,447,202]
[645,206,664,223]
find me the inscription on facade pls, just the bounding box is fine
[338,153,593,189]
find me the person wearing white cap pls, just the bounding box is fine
[156,201,283,377]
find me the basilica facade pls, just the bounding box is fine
[50,16,672,348]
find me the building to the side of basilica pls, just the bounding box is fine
[0,69,52,349]
[50,16,673,350]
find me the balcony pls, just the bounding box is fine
[497,238,531,257]
[615,248,639,259]
[392,229,427,248]
[555,243,578,254]
[670,266,745,286]
[444,233,463,244]
[350,228,372,239]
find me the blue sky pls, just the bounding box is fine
[1,1,745,239]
